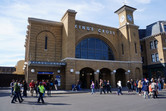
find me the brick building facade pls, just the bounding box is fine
[24,5,142,90]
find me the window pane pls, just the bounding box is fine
[155,53,159,62]
[88,38,95,49]
[95,39,102,49]
[154,40,158,49]
[75,38,114,60]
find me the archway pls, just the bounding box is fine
[99,68,111,81]
[80,67,94,89]
[115,68,126,87]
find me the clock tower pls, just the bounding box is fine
[114,5,142,80]
[115,5,136,27]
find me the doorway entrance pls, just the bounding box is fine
[115,68,126,87]
[80,67,94,89]
[99,68,111,81]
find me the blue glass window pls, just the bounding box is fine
[75,38,114,60]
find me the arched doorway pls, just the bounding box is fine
[80,67,94,89]
[99,68,111,81]
[115,69,126,87]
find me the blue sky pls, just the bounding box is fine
[0,0,166,66]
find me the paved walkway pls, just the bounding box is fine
[0,88,166,111]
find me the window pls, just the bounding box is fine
[164,25,166,32]
[151,53,159,62]
[75,38,114,60]
[150,40,158,49]
[151,54,156,62]
[45,36,48,50]
[154,40,158,49]
[121,44,124,55]
[150,41,154,49]
[135,42,137,53]
[155,53,159,62]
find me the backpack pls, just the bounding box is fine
[151,83,155,89]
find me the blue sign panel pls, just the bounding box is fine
[38,72,54,74]
[56,75,61,78]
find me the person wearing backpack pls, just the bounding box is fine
[151,80,157,99]
[11,81,22,103]
[143,83,149,99]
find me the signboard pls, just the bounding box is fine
[38,72,54,74]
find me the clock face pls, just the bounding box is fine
[127,14,132,22]
[120,15,125,23]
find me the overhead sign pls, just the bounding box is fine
[38,72,54,74]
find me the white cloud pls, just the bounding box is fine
[0,0,165,66]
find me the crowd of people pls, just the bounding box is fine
[10,79,59,104]
[89,77,165,99]
[10,77,166,104]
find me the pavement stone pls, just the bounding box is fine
[0,88,166,111]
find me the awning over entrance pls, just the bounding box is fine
[28,61,66,67]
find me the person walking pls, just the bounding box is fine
[22,80,27,97]
[117,80,123,95]
[54,79,58,90]
[99,79,105,94]
[34,81,39,97]
[10,79,15,97]
[106,80,112,93]
[46,80,51,96]
[143,83,149,99]
[90,81,95,94]
[37,82,45,104]
[29,80,35,96]
[151,79,158,99]
[11,81,22,103]
[126,80,131,93]
[137,80,142,95]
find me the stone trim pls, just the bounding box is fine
[140,32,166,41]
[28,18,63,26]
[61,57,142,64]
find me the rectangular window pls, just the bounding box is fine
[151,54,156,62]
[164,25,166,32]
[155,53,159,62]
[135,43,137,53]
[150,41,154,49]
[121,44,124,55]
[45,37,48,50]
[154,40,158,49]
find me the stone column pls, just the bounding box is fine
[94,73,99,82]
[111,74,116,88]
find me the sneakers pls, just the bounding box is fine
[11,101,15,103]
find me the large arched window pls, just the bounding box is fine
[75,38,114,60]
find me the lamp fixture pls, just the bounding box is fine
[70,69,74,73]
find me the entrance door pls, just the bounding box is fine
[37,72,54,81]
[99,68,111,81]
[37,74,53,81]
[115,69,126,87]
[80,68,94,89]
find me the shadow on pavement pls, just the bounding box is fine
[0,90,10,97]
[24,101,71,106]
